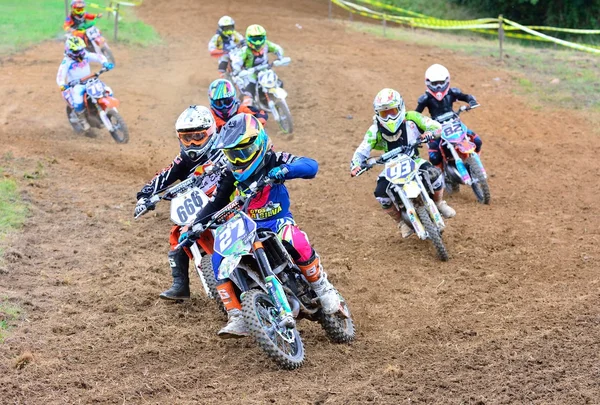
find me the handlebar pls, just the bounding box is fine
[354,139,429,177]
[457,104,480,115]
[63,68,109,90]
[234,56,292,79]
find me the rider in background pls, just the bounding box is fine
[208,78,268,130]
[207,16,245,78]
[415,64,482,169]
[350,88,455,238]
[56,36,112,131]
[134,106,226,301]
[231,24,284,106]
[193,113,340,338]
[63,0,102,34]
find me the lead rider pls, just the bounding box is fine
[191,113,340,338]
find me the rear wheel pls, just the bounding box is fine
[101,45,115,66]
[416,205,448,261]
[242,289,304,370]
[65,105,84,134]
[466,156,491,204]
[199,255,226,316]
[107,110,129,144]
[274,99,293,134]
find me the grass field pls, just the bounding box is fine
[351,21,600,111]
[0,0,160,54]
[0,172,27,249]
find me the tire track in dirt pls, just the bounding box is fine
[1,0,599,403]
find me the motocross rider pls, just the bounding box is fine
[56,36,113,131]
[63,0,102,34]
[189,113,340,338]
[231,24,284,106]
[134,106,226,300]
[208,78,268,130]
[415,64,482,168]
[350,88,456,238]
[208,16,245,77]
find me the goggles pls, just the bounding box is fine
[428,80,448,92]
[248,35,265,45]
[378,107,400,121]
[221,25,234,33]
[223,142,259,166]
[213,97,236,109]
[178,129,210,147]
[73,7,85,15]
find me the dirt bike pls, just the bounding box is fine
[355,139,449,261]
[210,42,245,84]
[71,24,115,65]
[234,57,293,134]
[134,163,226,313]
[435,105,490,204]
[64,68,129,143]
[176,176,355,370]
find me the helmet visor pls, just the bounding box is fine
[178,129,210,147]
[221,25,234,35]
[223,142,259,167]
[213,96,236,109]
[378,107,400,121]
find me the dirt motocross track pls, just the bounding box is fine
[1,0,600,403]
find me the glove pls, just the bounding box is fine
[103,62,114,71]
[68,79,80,87]
[60,85,68,92]
[350,165,362,177]
[178,231,189,243]
[268,165,288,181]
[134,198,149,217]
[97,13,103,18]
[421,131,434,142]
[469,99,478,108]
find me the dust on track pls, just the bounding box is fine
[1,0,599,403]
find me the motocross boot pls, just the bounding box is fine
[217,280,249,338]
[76,110,91,131]
[298,253,340,314]
[433,190,456,218]
[383,206,413,237]
[159,250,190,300]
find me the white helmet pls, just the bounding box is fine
[373,88,405,141]
[425,64,450,101]
[175,105,216,162]
[218,16,235,36]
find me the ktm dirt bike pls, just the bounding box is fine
[234,57,293,134]
[64,68,128,143]
[210,42,244,83]
[177,176,355,370]
[135,163,226,314]
[71,24,115,65]
[435,105,490,204]
[356,139,449,261]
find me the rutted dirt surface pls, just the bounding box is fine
[1,0,600,403]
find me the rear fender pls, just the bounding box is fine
[98,96,120,110]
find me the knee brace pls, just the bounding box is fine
[376,196,393,209]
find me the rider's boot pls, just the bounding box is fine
[433,189,456,218]
[297,252,340,314]
[76,110,90,131]
[383,206,413,237]
[217,280,249,338]
[159,250,190,300]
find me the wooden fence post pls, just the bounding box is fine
[65,0,69,17]
[328,0,332,19]
[114,3,120,42]
[349,11,353,21]
[498,14,504,61]
[383,16,387,37]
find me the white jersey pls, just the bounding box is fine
[56,51,107,87]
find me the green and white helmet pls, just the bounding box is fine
[373,88,406,141]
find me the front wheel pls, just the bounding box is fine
[242,289,304,370]
[101,45,115,66]
[416,205,448,261]
[466,156,491,204]
[320,293,355,344]
[106,110,129,143]
[274,99,293,134]
[199,255,227,316]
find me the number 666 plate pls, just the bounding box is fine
[170,187,209,226]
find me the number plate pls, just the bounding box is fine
[85,79,106,98]
[441,119,465,142]
[385,155,417,184]
[170,187,209,226]
[214,212,257,257]
[86,26,100,40]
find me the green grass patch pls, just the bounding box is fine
[0,0,160,55]
[0,297,22,343]
[0,175,27,244]
[349,21,600,111]
[374,0,476,20]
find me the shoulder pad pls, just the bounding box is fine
[417,93,429,104]
[449,87,462,95]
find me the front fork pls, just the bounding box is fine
[446,143,472,185]
[189,243,213,298]
[96,103,115,132]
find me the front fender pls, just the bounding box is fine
[98,96,120,110]
[268,87,287,99]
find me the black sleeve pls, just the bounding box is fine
[246,105,269,124]
[194,170,237,224]
[415,93,429,113]
[136,154,191,200]
[449,87,476,104]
